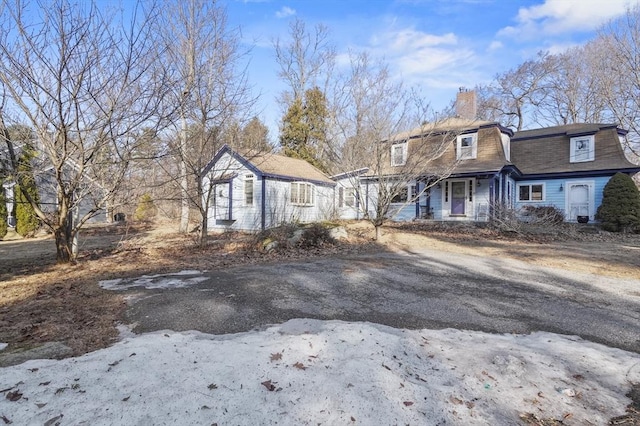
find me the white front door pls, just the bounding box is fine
[566,181,594,221]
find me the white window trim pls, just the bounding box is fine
[517,183,545,202]
[391,142,407,166]
[244,174,254,206]
[344,187,356,208]
[456,133,478,160]
[570,135,595,163]
[290,181,315,206]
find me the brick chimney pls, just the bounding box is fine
[455,88,477,120]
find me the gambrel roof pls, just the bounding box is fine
[511,123,638,176]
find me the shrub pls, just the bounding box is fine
[521,205,565,224]
[15,184,40,236]
[596,172,640,232]
[299,223,334,248]
[15,145,41,237]
[134,194,158,222]
[0,186,7,239]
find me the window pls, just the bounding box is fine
[570,135,594,163]
[345,188,356,207]
[456,133,477,160]
[391,142,407,166]
[244,175,254,206]
[518,184,544,201]
[391,186,408,203]
[291,182,314,206]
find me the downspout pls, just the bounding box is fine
[261,177,266,231]
[489,178,495,218]
[365,180,370,215]
[228,180,233,221]
[414,180,420,219]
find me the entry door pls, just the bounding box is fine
[567,183,590,220]
[451,181,466,215]
[213,183,230,220]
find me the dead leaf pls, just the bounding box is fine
[43,414,63,426]
[449,396,463,405]
[270,352,282,362]
[403,401,414,406]
[465,401,475,409]
[6,390,22,402]
[293,362,307,370]
[39,381,51,386]
[350,416,356,422]
[261,380,276,391]
[382,364,391,371]
[122,396,130,402]
[0,415,11,424]
[36,403,47,408]
[208,383,218,390]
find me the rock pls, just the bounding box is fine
[0,342,73,367]
[329,226,348,240]
[264,240,279,253]
[288,229,305,246]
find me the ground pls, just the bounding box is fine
[1,220,638,358]
[0,221,639,424]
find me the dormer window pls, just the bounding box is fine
[391,142,407,166]
[570,135,595,163]
[457,133,477,160]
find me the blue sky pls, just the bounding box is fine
[222,0,638,142]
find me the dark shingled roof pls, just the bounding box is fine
[511,123,637,175]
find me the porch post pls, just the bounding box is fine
[414,180,420,218]
[261,177,266,231]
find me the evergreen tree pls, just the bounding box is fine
[15,145,40,237]
[134,193,157,222]
[280,87,329,172]
[596,172,640,232]
[0,185,7,239]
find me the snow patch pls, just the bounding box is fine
[98,270,208,290]
[0,343,7,351]
[0,320,638,425]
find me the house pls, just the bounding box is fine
[203,145,336,231]
[1,143,109,228]
[346,118,640,224]
[510,123,640,222]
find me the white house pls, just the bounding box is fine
[202,145,336,231]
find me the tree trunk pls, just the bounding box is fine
[199,211,208,247]
[179,114,190,233]
[374,224,381,241]
[54,225,73,263]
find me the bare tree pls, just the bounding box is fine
[531,45,607,126]
[274,18,336,168]
[0,0,166,262]
[330,52,458,239]
[156,0,254,244]
[476,53,549,131]
[598,6,640,156]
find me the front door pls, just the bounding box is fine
[451,181,466,215]
[567,182,591,221]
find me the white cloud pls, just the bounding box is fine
[365,27,477,89]
[498,0,635,39]
[275,6,296,19]
[488,40,503,51]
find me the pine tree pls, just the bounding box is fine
[15,145,40,237]
[596,172,640,232]
[280,87,329,172]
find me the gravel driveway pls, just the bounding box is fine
[121,245,640,354]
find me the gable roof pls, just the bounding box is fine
[205,145,335,186]
[511,123,639,176]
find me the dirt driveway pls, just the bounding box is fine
[116,235,640,354]
[1,221,640,357]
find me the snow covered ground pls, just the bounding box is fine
[1,319,638,425]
